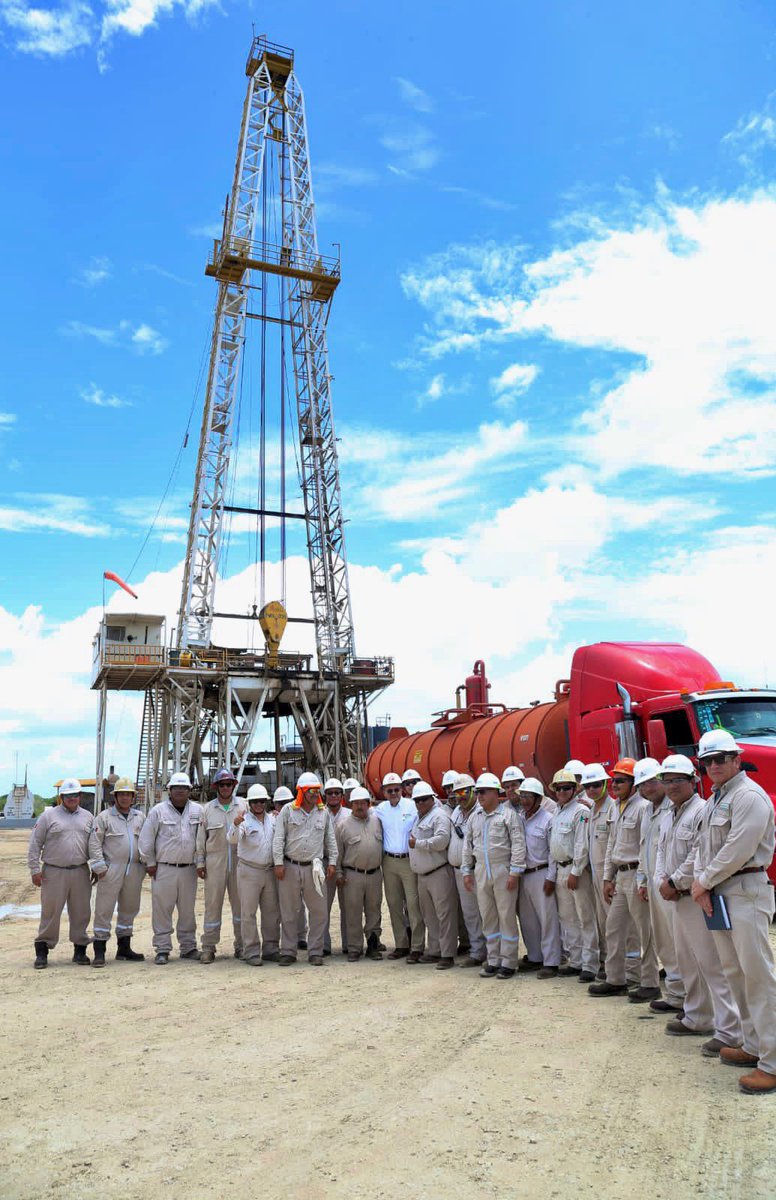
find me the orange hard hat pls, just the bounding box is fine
[611,758,636,777]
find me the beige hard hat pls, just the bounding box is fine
[112,777,137,794]
[551,769,577,789]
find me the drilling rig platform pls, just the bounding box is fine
[91,37,394,806]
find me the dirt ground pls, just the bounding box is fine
[1,829,774,1200]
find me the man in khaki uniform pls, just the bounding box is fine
[336,786,384,961]
[582,763,613,975]
[89,777,146,966]
[462,772,526,980]
[196,767,244,964]
[517,778,562,978]
[409,781,458,969]
[376,771,425,960]
[28,778,93,969]
[548,769,598,981]
[228,783,280,965]
[589,758,659,1000]
[691,730,776,1095]
[448,774,485,967]
[272,772,338,966]
[655,754,743,1053]
[323,777,349,956]
[138,771,203,965]
[635,758,685,1008]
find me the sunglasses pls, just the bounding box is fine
[702,753,734,766]
[326,790,344,796]
[584,782,602,790]
[384,787,401,794]
[662,776,692,784]
[555,784,574,792]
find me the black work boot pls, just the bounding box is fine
[34,941,48,970]
[365,932,383,961]
[72,945,90,965]
[116,936,145,961]
[92,940,107,968]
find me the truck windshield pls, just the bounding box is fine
[694,697,776,739]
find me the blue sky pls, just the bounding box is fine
[1,1,775,789]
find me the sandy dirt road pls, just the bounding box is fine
[1,828,774,1200]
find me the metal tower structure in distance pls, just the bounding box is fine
[92,36,393,806]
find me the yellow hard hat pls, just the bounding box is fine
[551,769,577,788]
[112,777,137,794]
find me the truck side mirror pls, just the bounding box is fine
[647,718,669,764]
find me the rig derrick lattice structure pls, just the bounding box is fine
[92,37,393,807]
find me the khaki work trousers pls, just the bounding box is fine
[92,862,146,940]
[645,881,685,1006]
[474,861,520,969]
[37,864,92,948]
[151,863,198,954]
[555,866,599,974]
[518,867,562,968]
[382,854,425,953]
[590,855,609,966]
[417,864,458,959]
[604,867,659,987]
[341,868,383,954]
[278,862,328,959]
[325,873,349,954]
[713,874,776,1074]
[672,896,741,1042]
[202,853,241,950]
[237,861,280,961]
[453,867,485,959]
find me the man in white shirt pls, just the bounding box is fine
[376,772,425,961]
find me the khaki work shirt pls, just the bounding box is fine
[603,794,651,881]
[272,801,338,867]
[138,799,203,867]
[694,771,775,891]
[88,806,145,873]
[336,810,383,874]
[636,796,672,889]
[461,806,526,878]
[227,811,276,868]
[548,800,590,875]
[27,804,93,872]
[654,794,706,892]
[409,806,452,875]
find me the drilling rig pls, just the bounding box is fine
[92,36,393,806]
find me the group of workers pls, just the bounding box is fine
[26,728,776,1095]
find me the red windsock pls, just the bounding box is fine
[104,571,138,599]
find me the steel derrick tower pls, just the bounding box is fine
[92,38,393,804]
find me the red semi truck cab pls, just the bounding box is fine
[569,643,776,884]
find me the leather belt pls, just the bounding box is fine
[345,864,380,875]
[556,859,572,868]
[285,856,312,866]
[524,863,549,875]
[237,859,273,870]
[159,861,194,867]
[731,866,764,878]
[44,863,87,869]
[384,851,409,859]
[616,861,640,872]
[419,862,448,877]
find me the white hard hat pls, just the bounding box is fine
[442,769,458,788]
[60,777,82,795]
[323,777,343,792]
[350,785,371,803]
[634,758,662,787]
[247,783,269,801]
[343,777,360,790]
[382,772,402,787]
[501,765,525,784]
[565,760,585,777]
[402,768,421,782]
[698,730,740,759]
[581,763,609,785]
[518,777,545,797]
[411,780,436,801]
[297,771,322,789]
[453,773,475,791]
[660,754,696,777]
[169,771,192,788]
[475,772,501,791]
[273,786,294,802]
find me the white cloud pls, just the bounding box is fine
[395,76,433,114]
[0,493,110,536]
[62,318,168,354]
[81,383,132,409]
[188,221,222,239]
[0,0,93,55]
[75,255,112,287]
[0,412,16,427]
[420,373,446,405]
[401,189,776,477]
[380,126,440,173]
[490,362,539,409]
[722,94,776,167]
[316,164,379,189]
